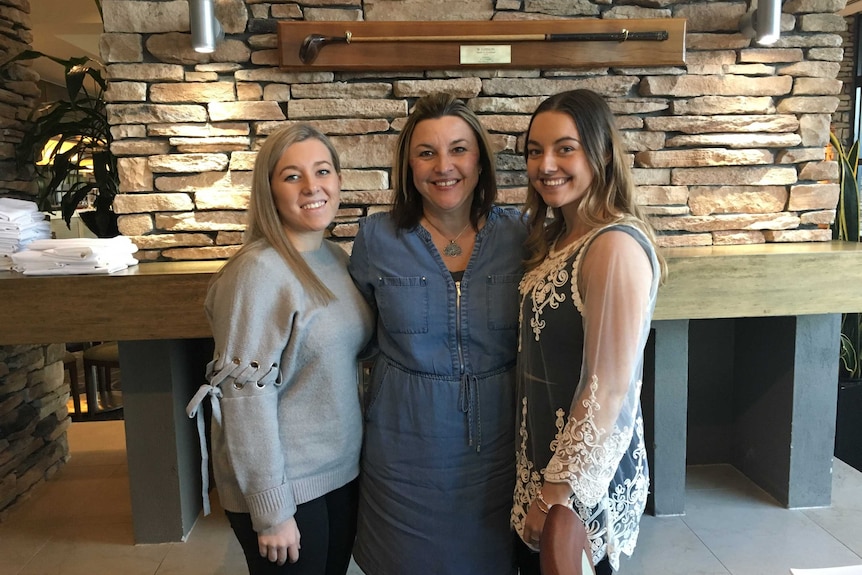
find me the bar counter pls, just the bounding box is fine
[4,241,862,345]
[2,240,861,542]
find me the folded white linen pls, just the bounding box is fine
[11,249,138,269]
[0,225,51,242]
[27,237,136,252]
[0,198,38,222]
[0,213,46,230]
[44,245,139,261]
[20,263,132,275]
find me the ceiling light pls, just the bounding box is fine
[739,0,782,46]
[189,0,224,54]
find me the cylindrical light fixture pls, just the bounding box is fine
[739,0,782,46]
[189,0,224,53]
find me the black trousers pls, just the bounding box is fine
[515,534,613,575]
[226,479,359,575]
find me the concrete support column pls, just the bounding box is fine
[119,338,213,543]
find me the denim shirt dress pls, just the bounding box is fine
[348,206,527,575]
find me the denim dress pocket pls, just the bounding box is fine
[377,276,429,334]
[486,274,521,331]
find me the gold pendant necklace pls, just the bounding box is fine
[423,218,471,257]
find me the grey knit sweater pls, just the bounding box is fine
[203,241,373,533]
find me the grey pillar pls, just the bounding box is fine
[118,338,213,543]
[732,314,839,508]
[642,319,689,516]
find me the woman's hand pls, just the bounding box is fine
[258,517,301,565]
[522,481,574,551]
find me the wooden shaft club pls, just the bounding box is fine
[298,29,669,64]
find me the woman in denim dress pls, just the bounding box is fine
[349,93,526,575]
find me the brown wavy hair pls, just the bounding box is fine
[522,89,666,279]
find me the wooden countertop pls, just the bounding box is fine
[3,241,862,345]
[654,241,862,320]
[0,261,223,345]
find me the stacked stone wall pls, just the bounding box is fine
[835,11,856,144]
[0,1,71,521]
[101,0,847,257]
[0,0,41,196]
[0,344,70,520]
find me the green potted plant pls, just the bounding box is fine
[5,50,119,238]
[830,130,862,472]
[831,131,861,376]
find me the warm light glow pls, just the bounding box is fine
[37,138,76,165]
[37,137,94,171]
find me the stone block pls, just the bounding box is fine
[393,78,483,98]
[105,82,147,102]
[118,214,154,236]
[107,63,184,82]
[112,140,172,156]
[291,82,392,99]
[688,186,787,216]
[149,153,230,173]
[672,166,797,186]
[150,82,237,103]
[130,233,214,249]
[108,103,207,124]
[331,134,399,168]
[155,211,247,231]
[365,0,493,20]
[117,157,154,192]
[787,183,840,211]
[209,101,286,121]
[288,99,407,120]
[194,190,250,210]
[100,33,143,63]
[162,245,241,260]
[113,193,195,214]
[103,0,189,33]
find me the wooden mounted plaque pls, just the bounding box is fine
[278,19,686,72]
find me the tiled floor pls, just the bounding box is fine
[1,420,860,575]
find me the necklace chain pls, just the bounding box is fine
[423,218,471,257]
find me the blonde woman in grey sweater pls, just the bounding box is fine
[187,124,374,575]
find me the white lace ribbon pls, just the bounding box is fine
[185,356,280,515]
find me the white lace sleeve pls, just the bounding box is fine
[543,229,654,508]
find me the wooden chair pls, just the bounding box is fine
[82,341,122,414]
[63,351,82,417]
[540,505,595,575]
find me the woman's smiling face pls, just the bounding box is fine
[525,110,594,212]
[270,138,341,244]
[408,115,481,216]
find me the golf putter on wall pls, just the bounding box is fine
[298,28,670,65]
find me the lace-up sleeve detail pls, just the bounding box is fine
[207,354,281,389]
[543,228,655,508]
[185,342,286,518]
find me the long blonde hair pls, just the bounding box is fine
[216,124,341,305]
[523,89,666,280]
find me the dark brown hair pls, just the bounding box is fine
[391,93,497,230]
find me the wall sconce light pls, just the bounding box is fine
[739,0,782,46]
[189,0,224,53]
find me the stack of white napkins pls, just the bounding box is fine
[0,197,52,271]
[11,236,139,275]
